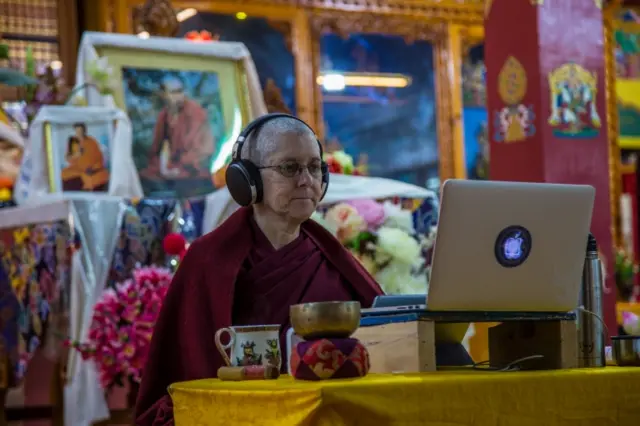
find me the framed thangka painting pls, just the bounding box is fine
[92,37,253,199]
[615,11,640,149]
[319,33,438,187]
[461,42,489,180]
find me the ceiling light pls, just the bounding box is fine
[320,74,346,92]
[317,72,412,89]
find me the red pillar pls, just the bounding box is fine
[485,0,615,332]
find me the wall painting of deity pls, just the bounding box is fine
[547,63,601,139]
[492,56,535,144]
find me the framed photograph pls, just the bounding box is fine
[46,120,113,193]
[80,33,258,199]
[15,105,134,201]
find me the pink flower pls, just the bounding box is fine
[347,199,386,230]
[70,265,173,389]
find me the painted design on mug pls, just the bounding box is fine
[237,341,263,366]
[265,338,281,368]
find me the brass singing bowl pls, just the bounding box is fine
[290,301,361,339]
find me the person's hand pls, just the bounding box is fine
[81,174,93,190]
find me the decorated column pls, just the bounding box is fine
[485,0,615,331]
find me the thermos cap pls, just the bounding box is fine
[586,233,597,253]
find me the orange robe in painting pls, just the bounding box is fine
[142,99,215,180]
[61,136,110,191]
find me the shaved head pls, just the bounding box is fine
[241,116,317,166]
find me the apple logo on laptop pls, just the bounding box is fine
[495,225,532,267]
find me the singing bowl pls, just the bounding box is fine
[612,335,640,366]
[290,301,361,339]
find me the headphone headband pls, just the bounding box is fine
[232,113,323,162]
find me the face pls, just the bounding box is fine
[164,87,185,110]
[74,126,84,138]
[260,132,323,222]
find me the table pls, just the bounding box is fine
[170,367,640,426]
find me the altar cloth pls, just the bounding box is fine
[170,367,640,426]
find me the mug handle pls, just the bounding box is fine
[286,328,295,375]
[215,328,235,366]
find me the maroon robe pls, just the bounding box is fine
[135,207,382,426]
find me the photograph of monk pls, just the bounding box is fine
[122,68,225,198]
[59,123,110,192]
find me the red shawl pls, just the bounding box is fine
[135,207,382,425]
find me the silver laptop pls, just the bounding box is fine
[428,179,595,312]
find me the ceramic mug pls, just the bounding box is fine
[286,328,304,375]
[215,324,282,369]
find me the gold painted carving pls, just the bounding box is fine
[310,11,447,44]
[498,57,527,105]
[495,57,534,143]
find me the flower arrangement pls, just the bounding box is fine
[615,247,639,302]
[66,266,173,389]
[317,199,434,294]
[324,150,367,176]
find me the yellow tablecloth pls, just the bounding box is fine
[170,368,640,426]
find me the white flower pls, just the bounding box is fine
[382,201,415,234]
[375,261,428,294]
[376,226,423,267]
[310,211,337,236]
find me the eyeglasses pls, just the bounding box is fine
[258,161,323,179]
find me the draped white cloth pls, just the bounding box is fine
[202,173,438,233]
[14,106,139,204]
[63,195,127,426]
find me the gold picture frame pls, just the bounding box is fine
[91,42,252,198]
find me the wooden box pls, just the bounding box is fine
[353,312,578,373]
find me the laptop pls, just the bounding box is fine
[427,179,595,312]
[362,180,594,343]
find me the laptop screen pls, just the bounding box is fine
[371,294,427,308]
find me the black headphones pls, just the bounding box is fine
[225,113,330,206]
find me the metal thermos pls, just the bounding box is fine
[577,233,605,368]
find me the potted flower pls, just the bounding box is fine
[67,266,173,406]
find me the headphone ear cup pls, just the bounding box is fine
[226,160,264,206]
[319,162,329,201]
